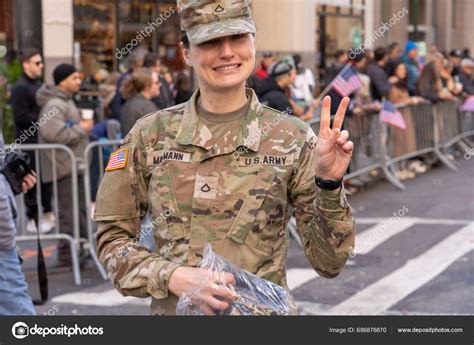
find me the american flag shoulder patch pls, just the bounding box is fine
[106,148,128,171]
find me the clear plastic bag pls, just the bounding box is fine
[176,244,297,316]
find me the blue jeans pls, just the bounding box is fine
[0,248,36,315]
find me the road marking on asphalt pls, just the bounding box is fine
[287,217,417,290]
[52,288,150,307]
[325,222,474,315]
[356,217,472,225]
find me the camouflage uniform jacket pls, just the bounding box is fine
[94,88,355,315]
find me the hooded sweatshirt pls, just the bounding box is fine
[36,84,89,183]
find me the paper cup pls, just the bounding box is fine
[81,109,94,120]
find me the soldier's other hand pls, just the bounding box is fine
[22,172,37,193]
[169,267,237,315]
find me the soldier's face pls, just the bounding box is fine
[183,33,256,91]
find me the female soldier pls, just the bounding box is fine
[94,0,355,315]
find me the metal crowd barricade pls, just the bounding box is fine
[288,100,474,247]
[13,143,83,285]
[83,139,122,280]
[384,101,437,177]
[309,111,403,190]
[431,100,461,171]
[459,109,474,147]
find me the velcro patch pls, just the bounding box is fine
[106,148,128,171]
[238,154,294,166]
[147,150,192,166]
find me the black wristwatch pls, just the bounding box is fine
[315,176,343,191]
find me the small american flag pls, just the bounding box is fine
[331,65,363,97]
[460,96,474,112]
[106,148,128,171]
[380,99,407,129]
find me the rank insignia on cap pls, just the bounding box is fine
[106,148,128,171]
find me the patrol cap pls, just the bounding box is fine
[177,0,256,45]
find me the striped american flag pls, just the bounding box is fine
[460,96,474,112]
[380,99,407,129]
[106,149,127,170]
[331,66,363,97]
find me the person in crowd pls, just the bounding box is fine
[143,53,175,110]
[174,69,194,104]
[99,72,120,118]
[9,48,54,234]
[162,66,175,97]
[36,64,92,267]
[440,59,463,96]
[416,53,457,103]
[388,61,427,179]
[462,48,471,59]
[343,51,382,194]
[449,49,463,78]
[110,53,144,120]
[291,54,316,109]
[366,47,396,101]
[0,133,37,315]
[401,41,420,96]
[324,49,348,88]
[428,43,439,58]
[255,60,315,121]
[254,51,275,80]
[120,69,159,136]
[385,42,402,76]
[458,58,474,95]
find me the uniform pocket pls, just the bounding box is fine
[148,163,186,242]
[226,169,287,254]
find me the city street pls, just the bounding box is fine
[22,155,474,316]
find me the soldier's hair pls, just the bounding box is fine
[19,48,41,63]
[181,32,190,49]
[120,68,154,100]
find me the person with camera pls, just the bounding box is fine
[0,134,37,315]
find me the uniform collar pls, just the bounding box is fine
[175,88,263,152]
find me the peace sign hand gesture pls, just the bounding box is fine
[314,96,354,181]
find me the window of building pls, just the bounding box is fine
[73,0,182,77]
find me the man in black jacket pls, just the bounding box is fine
[9,48,54,234]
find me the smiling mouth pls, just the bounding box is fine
[213,63,242,72]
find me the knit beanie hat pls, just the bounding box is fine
[53,64,77,85]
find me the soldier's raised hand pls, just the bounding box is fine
[314,96,354,181]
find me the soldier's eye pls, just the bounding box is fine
[200,39,220,46]
[232,34,246,40]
